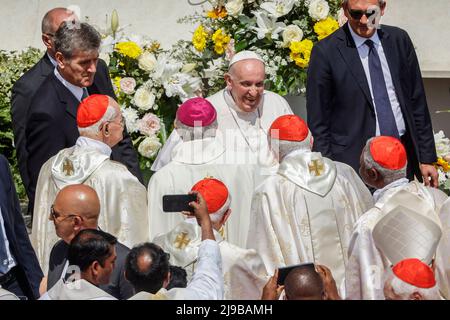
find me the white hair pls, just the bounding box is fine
[270,131,313,161]
[362,137,407,185]
[78,106,117,136]
[385,270,441,300]
[208,195,231,224]
[175,118,218,141]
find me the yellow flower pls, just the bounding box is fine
[193,25,208,52]
[289,39,314,68]
[115,41,142,59]
[436,157,450,172]
[212,29,230,55]
[314,17,339,41]
[207,6,227,19]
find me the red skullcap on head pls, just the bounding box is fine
[191,178,229,214]
[269,115,309,141]
[176,97,217,127]
[77,94,110,128]
[392,258,436,289]
[369,136,407,170]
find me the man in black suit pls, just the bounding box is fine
[306,0,438,187]
[24,20,142,217]
[47,184,133,299]
[0,154,43,299]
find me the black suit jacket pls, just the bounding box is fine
[306,23,437,179]
[47,239,133,300]
[24,61,143,214]
[0,155,43,299]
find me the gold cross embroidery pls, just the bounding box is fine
[308,159,324,176]
[174,232,191,249]
[63,159,74,176]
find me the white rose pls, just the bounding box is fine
[119,77,136,95]
[138,135,162,158]
[122,107,139,133]
[134,87,156,111]
[225,0,244,17]
[138,52,157,72]
[308,0,330,21]
[282,25,303,47]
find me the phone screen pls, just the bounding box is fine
[162,194,197,213]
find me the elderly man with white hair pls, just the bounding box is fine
[153,178,268,300]
[384,258,442,300]
[151,50,293,173]
[32,94,148,273]
[247,115,373,289]
[345,136,448,300]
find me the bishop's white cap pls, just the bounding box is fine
[229,50,265,67]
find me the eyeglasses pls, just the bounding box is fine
[109,117,125,127]
[50,205,79,221]
[347,8,378,20]
[44,33,55,38]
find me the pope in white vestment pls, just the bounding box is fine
[148,98,257,247]
[151,50,293,173]
[153,178,268,300]
[345,136,448,300]
[247,115,373,288]
[32,95,148,273]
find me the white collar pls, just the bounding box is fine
[54,68,84,101]
[348,23,381,49]
[76,136,112,157]
[47,52,58,67]
[373,178,410,203]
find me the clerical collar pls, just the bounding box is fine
[47,52,58,67]
[54,68,84,101]
[348,23,381,49]
[373,178,409,203]
[76,136,112,158]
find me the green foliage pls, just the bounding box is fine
[0,48,42,199]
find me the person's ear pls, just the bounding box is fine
[380,1,386,16]
[322,290,328,301]
[368,167,379,181]
[411,292,423,300]
[42,34,52,50]
[72,216,83,231]
[55,52,65,69]
[224,73,232,90]
[222,209,231,225]
[92,261,100,278]
[162,271,171,288]
[103,123,110,136]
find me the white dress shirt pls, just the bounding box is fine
[348,25,406,137]
[0,208,16,274]
[54,68,84,102]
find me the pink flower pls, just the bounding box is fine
[337,8,348,27]
[138,113,161,136]
[120,77,136,95]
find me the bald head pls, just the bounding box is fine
[284,266,324,300]
[54,184,100,222]
[42,8,75,34]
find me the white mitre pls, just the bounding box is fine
[229,50,265,67]
[372,189,442,266]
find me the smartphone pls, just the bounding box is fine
[277,263,315,285]
[162,194,197,213]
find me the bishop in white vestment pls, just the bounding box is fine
[32,95,148,272]
[153,178,268,300]
[345,136,448,300]
[247,115,373,288]
[148,98,257,247]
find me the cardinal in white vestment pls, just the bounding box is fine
[151,50,293,174]
[247,115,374,288]
[383,259,441,300]
[32,95,148,273]
[147,97,257,247]
[153,178,268,300]
[345,136,448,300]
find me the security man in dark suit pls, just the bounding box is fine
[306,0,438,187]
[23,20,143,218]
[0,154,43,299]
[46,184,133,300]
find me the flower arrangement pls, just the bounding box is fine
[434,130,450,195]
[177,0,342,96]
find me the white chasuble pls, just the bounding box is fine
[153,219,269,300]
[247,150,373,287]
[147,137,257,248]
[32,139,149,273]
[151,89,293,172]
[345,181,448,300]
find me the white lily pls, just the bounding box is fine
[260,0,296,18]
[252,11,286,40]
[153,54,183,83]
[163,73,202,99]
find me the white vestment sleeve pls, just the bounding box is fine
[150,130,182,171]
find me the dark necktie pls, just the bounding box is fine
[81,88,89,101]
[0,218,10,274]
[365,39,399,138]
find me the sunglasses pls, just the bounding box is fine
[347,8,378,20]
[50,205,79,221]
